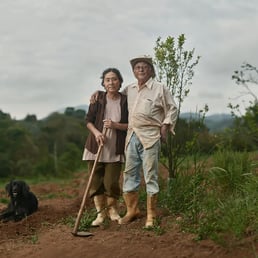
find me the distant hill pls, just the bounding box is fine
[205,114,234,132]
[180,112,234,132]
[55,106,234,132]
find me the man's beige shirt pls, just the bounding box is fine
[123,78,178,149]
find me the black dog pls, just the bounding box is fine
[0,180,38,222]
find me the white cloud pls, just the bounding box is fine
[0,0,257,119]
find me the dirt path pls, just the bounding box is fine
[0,171,256,258]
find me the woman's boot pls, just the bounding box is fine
[91,195,106,226]
[107,197,121,221]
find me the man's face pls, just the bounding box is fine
[133,62,152,84]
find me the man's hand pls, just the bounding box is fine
[90,91,99,104]
[160,124,169,143]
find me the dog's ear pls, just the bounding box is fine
[5,182,12,196]
[21,181,30,196]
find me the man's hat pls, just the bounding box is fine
[130,55,155,77]
[130,55,153,68]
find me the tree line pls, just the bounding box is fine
[0,108,88,178]
[0,103,257,179]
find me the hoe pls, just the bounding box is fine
[72,129,106,237]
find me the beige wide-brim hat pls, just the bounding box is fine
[130,55,156,77]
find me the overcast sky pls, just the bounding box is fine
[1,0,258,119]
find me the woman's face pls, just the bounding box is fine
[103,72,121,93]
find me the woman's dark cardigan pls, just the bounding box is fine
[84,91,128,154]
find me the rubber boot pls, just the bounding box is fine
[118,192,140,225]
[145,194,157,228]
[91,195,106,226]
[107,197,121,221]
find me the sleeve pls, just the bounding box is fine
[162,86,178,134]
[85,103,97,125]
[120,86,128,96]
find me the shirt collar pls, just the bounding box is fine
[145,77,154,89]
[132,77,154,89]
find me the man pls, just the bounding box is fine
[118,55,178,228]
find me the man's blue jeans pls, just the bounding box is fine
[123,132,160,195]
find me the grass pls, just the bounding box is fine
[40,192,76,200]
[0,170,87,189]
[143,216,165,235]
[159,149,258,245]
[0,197,9,204]
[28,234,39,244]
[61,208,96,232]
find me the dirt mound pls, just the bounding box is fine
[0,171,256,258]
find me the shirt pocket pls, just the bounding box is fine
[136,98,153,116]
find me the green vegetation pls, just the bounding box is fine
[153,36,258,245]
[62,208,96,232]
[28,234,39,244]
[0,38,257,248]
[0,107,88,180]
[154,34,200,178]
[159,149,258,245]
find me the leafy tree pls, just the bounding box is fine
[64,107,86,119]
[0,110,11,120]
[0,116,40,177]
[65,107,76,116]
[231,63,258,109]
[229,62,257,116]
[24,114,37,122]
[40,112,87,175]
[228,63,258,150]
[59,143,85,174]
[0,108,88,179]
[153,34,201,178]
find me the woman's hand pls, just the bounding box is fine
[103,119,113,129]
[95,131,105,146]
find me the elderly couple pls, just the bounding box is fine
[82,55,178,228]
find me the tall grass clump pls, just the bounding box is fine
[205,150,258,242]
[159,154,208,225]
[159,149,258,245]
[209,150,252,193]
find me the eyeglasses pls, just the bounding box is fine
[134,65,150,71]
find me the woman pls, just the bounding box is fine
[82,68,128,226]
